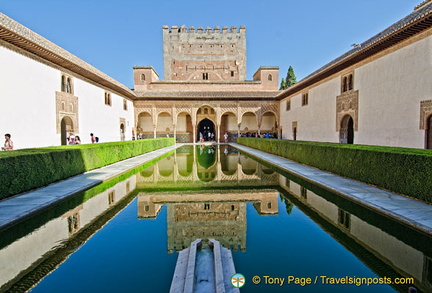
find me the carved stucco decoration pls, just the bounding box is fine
[135,105,153,127]
[336,90,359,131]
[56,91,79,134]
[134,100,280,131]
[420,99,432,129]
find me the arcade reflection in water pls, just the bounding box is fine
[137,145,280,253]
[0,145,431,293]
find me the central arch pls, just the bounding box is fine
[197,118,215,142]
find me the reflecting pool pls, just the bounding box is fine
[0,145,431,292]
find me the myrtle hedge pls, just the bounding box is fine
[238,138,432,203]
[0,138,174,200]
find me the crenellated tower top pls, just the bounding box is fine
[162,25,247,81]
[162,25,246,34]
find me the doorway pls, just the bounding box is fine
[340,115,354,144]
[197,118,215,142]
[60,116,74,145]
[427,115,432,149]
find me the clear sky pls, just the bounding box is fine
[0,0,420,89]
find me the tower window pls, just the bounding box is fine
[203,73,209,80]
[231,71,234,77]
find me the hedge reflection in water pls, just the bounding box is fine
[0,145,430,293]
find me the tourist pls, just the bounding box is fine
[2,133,13,150]
[67,133,75,145]
[224,132,228,143]
[75,136,81,144]
[90,133,96,143]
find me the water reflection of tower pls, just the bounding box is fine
[167,201,246,253]
[137,191,279,254]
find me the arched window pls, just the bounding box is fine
[342,73,354,92]
[66,78,72,94]
[104,92,112,106]
[141,74,146,81]
[348,74,353,90]
[268,74,273,81]
[342,76,347,92]
[302,93,309,106]
[61,75,66,92]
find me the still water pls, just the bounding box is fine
[0,145,431,293]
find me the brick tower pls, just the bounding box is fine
[162,25,246,81]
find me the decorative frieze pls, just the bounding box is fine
[56,91,79,134]
[336,90,359,131]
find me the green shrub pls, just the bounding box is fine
[238,138,432,203]
[0,138,174,200]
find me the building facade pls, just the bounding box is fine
[0,13,135,149]
[133,25,280,143]
[278,1,432,149]
[1,1,431,150]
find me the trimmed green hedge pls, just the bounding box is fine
[0,138,174,200]
[238,138,432,203]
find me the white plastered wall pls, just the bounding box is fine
[0,43,134,148]
[355,34,432,148]
[280,33,432,148]
[0,45,59,149]
[281,78,339,143]
[75,79,134,144]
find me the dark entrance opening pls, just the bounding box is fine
[340,115,354,144]
[197,118,215,142]
[427,115,432,149]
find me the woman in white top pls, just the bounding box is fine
[2,133,13,150]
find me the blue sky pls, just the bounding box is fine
[0,0,419,89]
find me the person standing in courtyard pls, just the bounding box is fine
[90,133,96,143]
[67,132,75,145]
[2,133,13,150]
